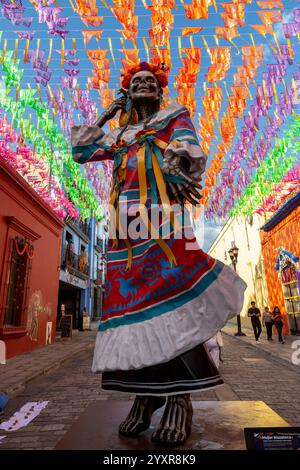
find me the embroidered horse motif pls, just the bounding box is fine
[118,276,140,300]
[160,258,183,285]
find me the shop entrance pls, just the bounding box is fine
[57,281,81,330]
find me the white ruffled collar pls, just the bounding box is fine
[108,103,187,143]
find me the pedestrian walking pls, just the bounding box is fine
[79,307,88,331]
[262,306,273,341]
[271,306,285,344]
[248,301,262,344]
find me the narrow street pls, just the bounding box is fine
[1,0,300,461]
[1,333,300,450]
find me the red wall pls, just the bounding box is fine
[260,205,300,335]
[0,160,64,358]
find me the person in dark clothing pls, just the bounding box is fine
[79,307,88,331]
[271,306,285,344]
[248,301,262,343]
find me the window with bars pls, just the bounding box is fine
[4,238,32,327]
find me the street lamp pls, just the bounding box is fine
[228,242,246,337]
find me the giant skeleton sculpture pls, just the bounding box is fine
[72,62,246,446]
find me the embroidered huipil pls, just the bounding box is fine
[72,104,246,373]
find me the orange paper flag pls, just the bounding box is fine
[149,29,172,48]
[202,86,222,118]
[81,16,103,26]
[221,2,245,27]
[250,23,274,36]
[93,68,111,83]
[82,30,103,44]
[257,9,282,25]
[100,88,115,109]
[150,47,172,69]
[175,46,202,116]
[120,49,140,74]
[241,45,264,59]
[185,5,208,19]
[221,13,240,29]
[257,1,283,9]
[206,46,231,83]
[111,2,138,42]
[215,26,239,41]
[145,0,175,47]
[183,0,213,20]
[74,0,98,16]
[182,27,204,37]
[86,49,107,60]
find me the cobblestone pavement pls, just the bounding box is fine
[223,321,300,370]
[0,331,96,396]
[220,334,300,427]
[0,334,300,450]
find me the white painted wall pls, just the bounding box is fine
[208,214,270,327]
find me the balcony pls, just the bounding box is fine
[94,268,103,285]
[62,244,90,279]
[95,236,103,252]
[68,219,91,242]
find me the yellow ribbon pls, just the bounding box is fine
[124,239,133,271]
[155,239,177,266]
[151,147,180,236]
[154,137,168,150]
[136,146,148,205]
[24,39,29,64]
[110,152,128,249]
[136,141,177,267]
[154,137,182,236]
[14,39,18,64]
[138,204,177,267]
[110,138,179,270]
[109,181,120,249]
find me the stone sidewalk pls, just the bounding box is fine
[222,321,300,371]
[1,333,300,450]
[2,319,299,398]
[0,330,97,396]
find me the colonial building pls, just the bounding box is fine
[260,191,300,335]
[93,217,108,320]
[208,213,270,328]
[58,218,91,331]
[58,216,108,330]
[0,160,64,359]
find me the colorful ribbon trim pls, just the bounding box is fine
[110,131,184,270]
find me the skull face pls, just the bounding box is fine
[128,71,161,103]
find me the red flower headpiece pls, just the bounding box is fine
[121,62,169,90]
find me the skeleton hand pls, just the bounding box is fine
[94,97,127,128]
[162,154,202,206]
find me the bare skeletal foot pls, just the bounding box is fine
[119,395,166,437]
[151,394,193,446]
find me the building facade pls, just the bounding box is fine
[260,191,300,335]
[58,215,108,330]
[208,213,270,328]
[58,219,91,331]
[92,217,108,320]
[0,160,64,359]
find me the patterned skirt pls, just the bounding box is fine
[101,342,223,396]
[92,217,246,394]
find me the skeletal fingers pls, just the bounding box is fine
[151,394,193,446]
[119,396,166,437]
